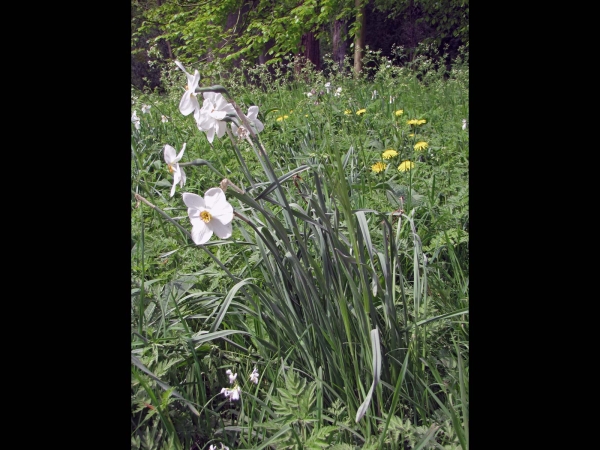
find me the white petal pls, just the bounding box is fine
[173,166,181,185]
[210,110,227,121]
[179,167,186,188]
[247,106,259,120]
[191,70,200,90]
[183,192,205,210]
[204,189,233,226]
[195,110,210,129]
[170,179,177,197]
[231,122,239,136]
[214,94,230,109]
[191,223,213,245]
[175,60,189,75]
[175,143,186,162]
[210,204,233,225]
[215,120,228,139]
[179,92,198,116]
[204,188,226,207]
[164,145,176,163]
[209,219,232,239]
[252,118,264,133]
[204,127,216,143]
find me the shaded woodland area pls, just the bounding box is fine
[131,0,469,92]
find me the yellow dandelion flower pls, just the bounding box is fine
[356,109,367,115]
[406,119,419,125]
[414,141,428,151]
[398,160,415,172]
[344,109,352,115]
[395,110,404,116]
[372,162,387,173]
[408,133,415,137]
[276,115,289,122]
[382,149,398,159]
[305,114,308,117]
[417,119,427,125]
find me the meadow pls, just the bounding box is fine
[131,46,469,450]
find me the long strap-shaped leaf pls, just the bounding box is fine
[355,327,382,423]
[254,164,311,200]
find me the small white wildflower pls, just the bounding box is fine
[462,119,467,130]
[161,115,168,123]
[386,64,391,68]
[306,92,313,97]
[131,111,141,130]
[249,367,259,384]
[226,369,238,384]
[220,387,230,399]
[142,104,151,114]
[334,87,342,97]
[324,82,331,93]
[372,90,377,100]
[230,385,241,401]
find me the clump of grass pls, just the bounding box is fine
[131,49,468,449]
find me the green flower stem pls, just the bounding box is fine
[225,126,257,188]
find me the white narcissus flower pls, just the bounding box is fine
[226,369,238,384]
[183,188,234,245]
[195,92,237,143]
[142,104,151,114]
[249,367,259,384]
[231,106,264,138]
[131,111,140,130]
[175,60,201,116]
[164,144,187,197]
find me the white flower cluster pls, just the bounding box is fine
[149,61,272,245]
[175,61,263,144]
[209,444,230,450]
[219,367,260,402]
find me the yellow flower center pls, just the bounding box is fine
[200,210,212,223]
[168,163,175,174]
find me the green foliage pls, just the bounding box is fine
[131,47,468,449]
[414,0,469,47]
[260,366,338,448]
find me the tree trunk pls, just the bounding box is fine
[332,19,347,71]
[302,31,321,71]
[295,31,321,78]
[353,0,366,77]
